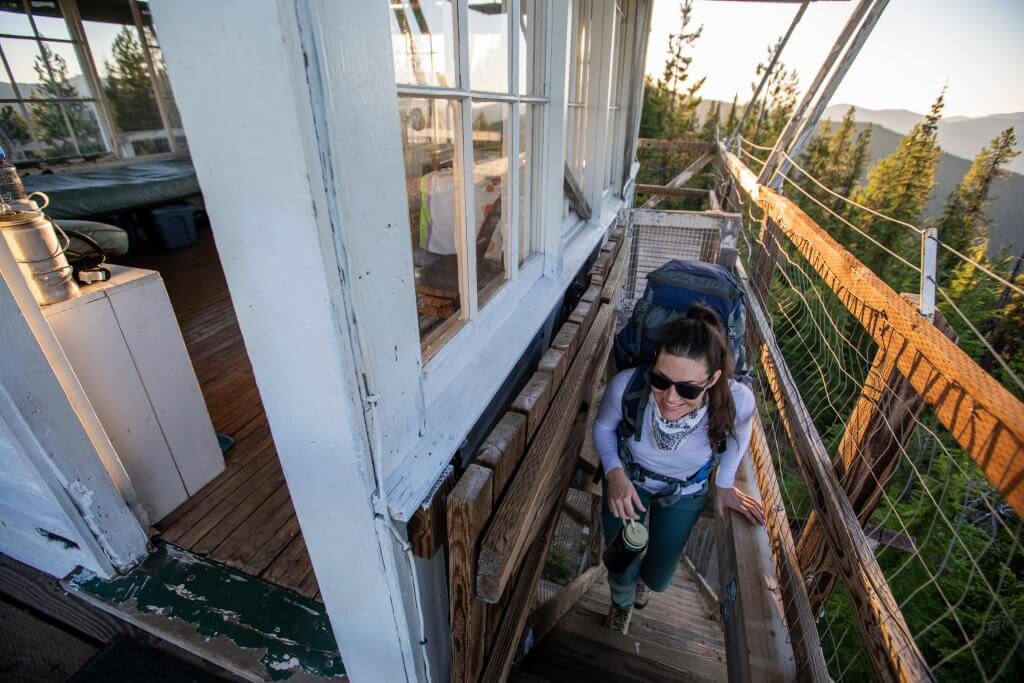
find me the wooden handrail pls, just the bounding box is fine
[721,144,1024,518]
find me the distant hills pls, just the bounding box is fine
[823,104,1024,175]
[694,99,1022,258]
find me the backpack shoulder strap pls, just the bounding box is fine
[618,367,650,443]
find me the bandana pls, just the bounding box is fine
[649,395,708,451]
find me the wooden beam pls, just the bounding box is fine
[723,147,1024,518]
[526,564,606,649]
[748,415,830,681]
[745,282,932,682]
[474,412,528,505]
[635,184,711,200]
[757,0,874,186]
[538,347,569,394]
[551,321,581,361]
[798,300,955,611]
[447,464,494,683]
[716,451,795,683]
[476,304,613,604]
[407,465,456,559]
[563,163,592,220]
[774,0,890,185]
[641,151,715,210]
[636,138,713,153]
[511,371,555,444]
[600,228,632,305]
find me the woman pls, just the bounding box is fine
[593,304,764,634]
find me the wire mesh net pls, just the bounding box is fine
[738,194,1024,682]
[623,208,722,305]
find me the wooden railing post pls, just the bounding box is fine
[797,298,956,612]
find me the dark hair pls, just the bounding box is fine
[655,304,736,452]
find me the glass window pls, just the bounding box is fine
[471,99,508,303]
[517,0,544,96]
[390,1,546,355]
[606,1,629,192]
[518,103,538,265]
[399,96,465,340]
[388,0,457,88]
[0,0,185,163]
[565,0,592,220]
[468,1,508,93]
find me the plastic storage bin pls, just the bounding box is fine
[148,203,197,249]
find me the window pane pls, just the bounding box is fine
[39,41,92,97]
[400,96,464,342]
[468,1,508,93]
[26,100,72,157]
[83,18,166,154]
[518,104,536,266]
[29,1,71,40]
[0,7,34,37]
[135,1,183,130]
[1,37,53,95]
[388,0,456,88]
[472,100,508,302]
[517,0,544,95]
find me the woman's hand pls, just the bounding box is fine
[607,468,646,520]
[715,486,765,526]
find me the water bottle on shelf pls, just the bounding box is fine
[0,146,78,305]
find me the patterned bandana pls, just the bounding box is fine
[649,395,708,451]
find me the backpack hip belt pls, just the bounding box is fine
[617,438,719,496]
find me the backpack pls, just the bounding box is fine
[614,259,748,379]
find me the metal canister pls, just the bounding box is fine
[0,206,78,305]
[602,518,649,574]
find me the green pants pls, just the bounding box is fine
[601,478,708,609]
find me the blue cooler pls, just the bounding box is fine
[148,203,197,249]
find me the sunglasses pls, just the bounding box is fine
[647,370,711,400]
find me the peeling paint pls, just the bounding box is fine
[66,543,344,680]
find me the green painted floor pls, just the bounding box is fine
[66,543,345,681]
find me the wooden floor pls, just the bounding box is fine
[115,225,321,601]
[512,564,727,683]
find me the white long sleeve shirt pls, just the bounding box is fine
[593,368,756,494]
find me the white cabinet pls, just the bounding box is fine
[43,266,224,522]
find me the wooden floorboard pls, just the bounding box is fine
[116,226,320,600]
[515,563,726,683]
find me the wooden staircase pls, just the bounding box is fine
[511,566,726,683]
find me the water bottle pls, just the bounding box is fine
[602,518,649,574]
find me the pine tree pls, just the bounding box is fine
[104,26,162,132]
[1,106,31,146]
[658,0,704,137]
[849,92,945,286]
[638,76,667,139]
[699,100,721,142]
[29,45,97,144]
[937,128,1019,279]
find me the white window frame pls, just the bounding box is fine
[392,0,550,360]
[0,0,181,162]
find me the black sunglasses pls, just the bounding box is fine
[647,370,710,400]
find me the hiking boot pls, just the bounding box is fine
[606,604,632,635]
[634,582,651,610]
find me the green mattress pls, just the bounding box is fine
[21,157,200,219]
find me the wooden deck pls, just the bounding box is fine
[115,225,320,601]
[512,565,727,683]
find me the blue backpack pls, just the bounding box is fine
[614,259,748,379]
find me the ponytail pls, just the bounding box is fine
[655,304,736,452]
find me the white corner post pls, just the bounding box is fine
[151,1,430,681]
[919,227,938,319]
[0,241,148,579]
[541,0,572,279]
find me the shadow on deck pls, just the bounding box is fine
[513,565,726,682]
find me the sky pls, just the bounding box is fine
[644,0,1024,118]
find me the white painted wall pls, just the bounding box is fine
[0,241,149,579]
[150,1,427,680]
